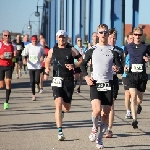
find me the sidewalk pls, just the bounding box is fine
[0,72,150,150]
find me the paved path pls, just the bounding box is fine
[0,70,150,150]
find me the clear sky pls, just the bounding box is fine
[0,0,43,35]
[1,0,150,35]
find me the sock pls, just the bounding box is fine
[92,113,99,130]
[9,89,11,96]
[6,89,10,103]
[58,127,62,133]
[108,127,112,131]
[98,122,108,140]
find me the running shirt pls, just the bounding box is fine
[0,41,14,66]
[122,46,130,77]
[13,40,24,57]
[124,43,150,73]
[81,44,122,82]
[23,41,30,46]
[74,45,86,63]
[22,43,45,69]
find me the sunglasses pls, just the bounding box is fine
[32,40,37,42]
[98,31,108,34]
[4,35,10,37]
[77,40,82,42]
[134,33,142,36]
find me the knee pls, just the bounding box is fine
[93,109,101,117]
[55,98,63,109]
[0,82,4,88]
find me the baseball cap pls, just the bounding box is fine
[56,30,67,37]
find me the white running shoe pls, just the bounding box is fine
[89,127,98,142]
[39,89,43,94]
[58,132,65,141]
[96,138,104,149]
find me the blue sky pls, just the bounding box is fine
[0,0,150,35]
[0,0,43,34]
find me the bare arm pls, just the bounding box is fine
[72,47,82,67]
[45,48,53,73]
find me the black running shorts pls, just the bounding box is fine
[52,76,74,103]
[90,80,113,106]
[126,72,148,92]
[122,77,129,91]
[0,66,13,80]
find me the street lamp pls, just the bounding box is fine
[35,0,52,38]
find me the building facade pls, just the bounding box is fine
[41,0,141,48]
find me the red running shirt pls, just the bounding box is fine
[0,41,14,66]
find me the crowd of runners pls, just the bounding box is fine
[0,24,150,149]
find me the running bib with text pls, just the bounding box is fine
[16,45,22,50]
[29,55,38,64]
[96,82,111,91]
[4,52,12,59]
[131,64,143,72]
[51,77,63,87]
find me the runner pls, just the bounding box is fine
[105,28,124,138]
[80,24,122,149]
[22,35,45,101]
[13,34,25,79]
[124,27,150,129]
[0,30,16,109]
[121,32,133,119]
[74,37,87,93]
[22,34,30,74]
[38,38,50,93]
[44,30,82,141]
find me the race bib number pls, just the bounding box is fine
[96,82,111,91]
[51,77,63,87]
[131,64,143,72]
[4,52,12,59]
[29,55,38,64]
[16,45,22,50]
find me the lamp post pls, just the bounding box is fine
[22,24,29,36]
[35,0,52,38]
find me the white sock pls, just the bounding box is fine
[92,113,99,129]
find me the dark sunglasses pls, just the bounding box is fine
[77,40,82,41]
[4,35,10,37]
[134,33,142,36]
[98,31,108,34]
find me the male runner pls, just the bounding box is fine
[44,30,82,141]
[80,24,122,149]
[124,27,149,129]
[0,30,16,109]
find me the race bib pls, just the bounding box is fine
[4,52,12,59]
[16,45,22,50]
[96,82,111,91]
[29,55,38,64]
[131,64,143,72]
[51,77,63,87]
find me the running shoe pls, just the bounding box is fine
[125,112,132,119]
[132,119,138,129]
[137,105,142,114]
[89,127,98,142]
[39,88,43,94]
[58,132,65,141]
[4,103,9,110]
[77,87,80,93]
[96,138,104,149]
[105,130,113,138]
